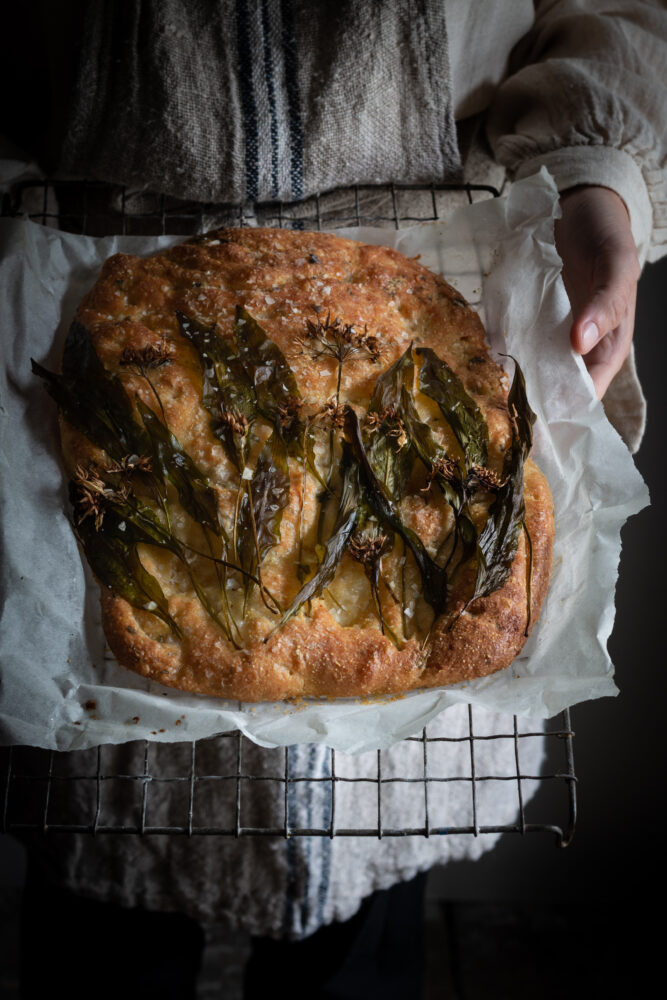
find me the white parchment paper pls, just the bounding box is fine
[0,170,649,752]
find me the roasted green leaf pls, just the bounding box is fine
[364,345,415,500]
[464,358,535,608]
[272,448,360,633]
[177,311,255,470]
[238,430,291,588]
[366,345,467,516]
[367,343,412,413]
[345,407,448,614]
[235,306,301,435]
[416,347,488,469]
[349,515,402,647]
[401,361,464,514]
[76,485,182,558]
[74,512,182,638]
[32,321,150,461]
[451,505,477,571]
[470,446,524,601]
[505,353,536,455]
[361,347,453,635]
[69,478,238,642]
[137,398,234,641]
[368,346,474,581]
[137,399,223,538]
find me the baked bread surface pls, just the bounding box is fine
[61,227,554,700]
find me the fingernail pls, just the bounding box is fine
[581,321,599,352]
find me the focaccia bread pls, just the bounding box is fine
[35,227,554,701]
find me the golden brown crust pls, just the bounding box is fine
[64,227,554,701]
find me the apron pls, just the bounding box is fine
[61,0,461,204]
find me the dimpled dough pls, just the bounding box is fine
[60,228,554,700]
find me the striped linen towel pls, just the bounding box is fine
[21,707,544,939]
[61,0,461,203]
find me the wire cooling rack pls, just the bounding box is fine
[0,178,577,846]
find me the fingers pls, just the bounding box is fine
[569,236,639,398]
[570,234,639,348]
[582,280,637,398]
[556,186,641,399]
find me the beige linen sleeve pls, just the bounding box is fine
[485,0,666,451]
[485,0,667,267]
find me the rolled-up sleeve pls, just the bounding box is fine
[485,0,667,265]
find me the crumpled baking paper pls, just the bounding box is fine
[0,169,649,752]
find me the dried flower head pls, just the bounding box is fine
[301,310,381,365]
[120,341,172,374]
[72,464,131,530]
[277,395,302,431]
[364,405,408,450]
[348,530,391,568]
[364,410,383,434]
[103,454,152,476]
[218,407,249,437]
[467,464,506,492]
[319,398,347,428]
[421,456,459,493]
[432,456,458,481]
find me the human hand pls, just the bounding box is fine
[554,185,640,399]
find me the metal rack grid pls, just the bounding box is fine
[2,714,576,844]
[0,178,577,846]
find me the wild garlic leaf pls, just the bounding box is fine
[238,430,291,588]
[452,507,477,572]
[72,473,239,640]
[416,347,488,469]
[466,358,535,605]
[505,353,536,457]
[235,306,302,436]
[176,311,255,470]
[74,513,182,638]
[32,321,151,461]
[275,448,359,631]
[31,357,121,460]
[349,513,402,647]
[79,486,182,558]
[137,399,223,538]
[398,362,464,515]
[346,407,448,614]
[367,344,412,414]
[400,382,476,575]
[471,447,525,601]
[364,345,414,500]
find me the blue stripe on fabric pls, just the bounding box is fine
[259,0,279,199]
[315,749,332,929]
[280,0,304,203]
[236,0,259,202]
[282,744,299,936]
[282,744,334,938]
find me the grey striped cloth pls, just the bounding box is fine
[22,708,544,940]
[61,0,460,203]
